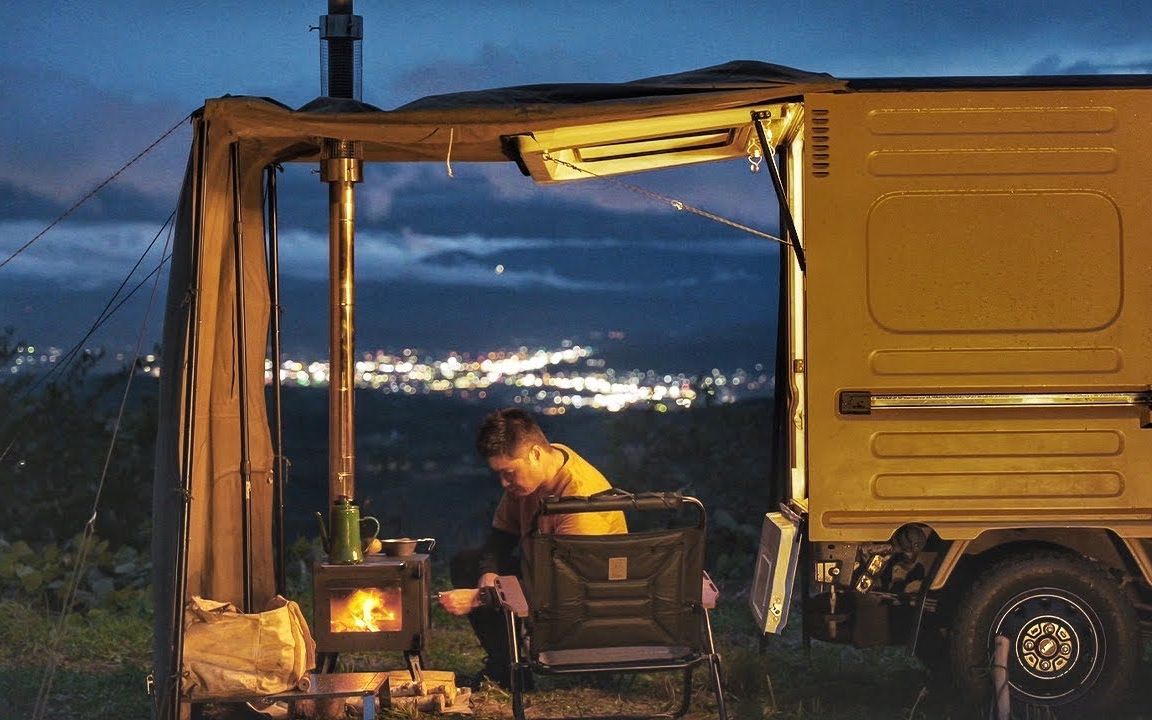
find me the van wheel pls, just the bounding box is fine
[948,550,1137,714]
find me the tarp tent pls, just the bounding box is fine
[149,60,844,718]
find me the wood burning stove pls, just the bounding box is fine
[313,553,432,672]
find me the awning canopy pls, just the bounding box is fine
[205,60,843,164]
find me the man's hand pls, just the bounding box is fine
[438,588,482,616]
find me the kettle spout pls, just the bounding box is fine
[315,511,330,554]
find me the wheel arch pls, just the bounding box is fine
[929,528,1145,597]
[915,527,1148,658]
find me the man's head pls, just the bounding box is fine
[476,408,554,497]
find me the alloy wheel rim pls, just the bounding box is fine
[991,589,1104,703]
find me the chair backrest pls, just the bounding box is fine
[520,492,707,653]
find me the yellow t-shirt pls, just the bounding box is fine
[491,443,627,540]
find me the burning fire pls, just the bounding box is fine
[330,587,403,633]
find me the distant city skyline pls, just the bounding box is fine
[5,337,771,413]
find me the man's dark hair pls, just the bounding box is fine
[476,408,549,458]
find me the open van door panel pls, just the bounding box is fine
[514,104,801,182]
[750,510,802,634]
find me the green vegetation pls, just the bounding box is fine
[5,534,1152,719]
[0,573,152,719]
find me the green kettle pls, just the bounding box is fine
[316,496,380,565]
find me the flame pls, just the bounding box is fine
[330,587,403,633]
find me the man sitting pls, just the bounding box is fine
[438,408,626,688]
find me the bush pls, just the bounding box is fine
[0,534,150,613]
[0,329,158,550]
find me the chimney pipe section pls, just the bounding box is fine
[319,0,363,101]
[322,139,362,503]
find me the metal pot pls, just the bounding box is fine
[376,537,436,556]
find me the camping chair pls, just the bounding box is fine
[492,491,727,720]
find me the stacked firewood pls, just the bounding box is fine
[385,669,472,714]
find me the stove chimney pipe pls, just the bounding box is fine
[318,0,363,505]
[322,139,361,505]
[319,0,363,101]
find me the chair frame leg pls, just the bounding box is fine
[504,607,528,720]
[675,666,694,718]
[702,607,728,720]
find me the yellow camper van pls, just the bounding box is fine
[518,72,1152,712]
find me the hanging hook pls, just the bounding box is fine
[746,137,763,174]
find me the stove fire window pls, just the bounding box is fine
[329,586,403,633]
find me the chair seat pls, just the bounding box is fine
[537,645,697,670]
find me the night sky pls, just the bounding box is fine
[3,2,1152,368]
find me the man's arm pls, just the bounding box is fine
[439,528,518,615]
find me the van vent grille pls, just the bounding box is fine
[810,108,830,177]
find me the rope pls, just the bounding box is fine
[540,152,794,248]
[31,208,176,720]
[13,110,181,716]
[0,245,173,467]
[52,210,175,373]
[0,208,176,457]
[0,113,189,271]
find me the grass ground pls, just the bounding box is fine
[5,591,1152,720]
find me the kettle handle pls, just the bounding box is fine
[360,515,380,541]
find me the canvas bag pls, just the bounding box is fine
[181,594,316,698]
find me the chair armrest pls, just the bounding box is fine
[702,571,719,610]
[493,575,529,618]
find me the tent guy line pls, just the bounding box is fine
[539,150,793,248]
[0,114,189,272]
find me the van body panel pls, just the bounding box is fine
[800,88,1152,542]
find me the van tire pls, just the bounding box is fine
[948,549,1137,714]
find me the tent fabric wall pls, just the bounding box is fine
[152,116,279,718]
[150,60,844,718]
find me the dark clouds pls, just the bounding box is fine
[0,64,190,205]
[1026,55,1152,75]
[4,2,1152,361]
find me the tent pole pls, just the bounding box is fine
[321,139,362,504]
[265,164,287,596]
[160,114,207,720]
[230,142,255,613]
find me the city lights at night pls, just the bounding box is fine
[264,341,770,413]
[5,339,770,413]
